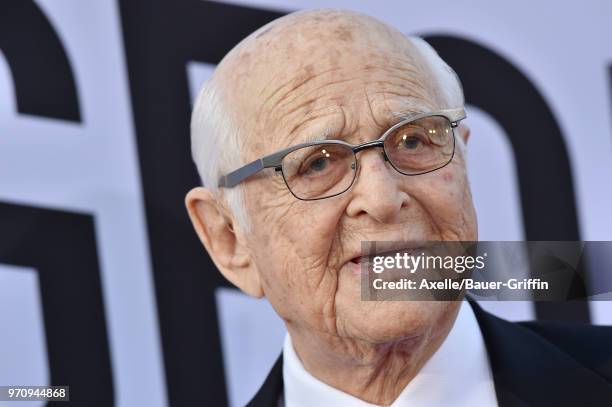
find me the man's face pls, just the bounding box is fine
[219,13,477,350]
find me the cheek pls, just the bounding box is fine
[246,195,346,314]
[263,203,343,261]
[418,168,459,203]
[416,166,477,238]
[440,171,463,202]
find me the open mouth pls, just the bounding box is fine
[346,246,428,276]
[350,247,425,265]
[349,256,364,265]
[346,256,366,275]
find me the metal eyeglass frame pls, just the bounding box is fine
[217,107,466,200]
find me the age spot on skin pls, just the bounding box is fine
[334,25,354,42]
[304,64,316,76]
[332,95,347,106]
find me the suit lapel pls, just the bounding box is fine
[247,353,284,407]
[470,301,612,406]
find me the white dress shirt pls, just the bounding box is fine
[282,301,499,406]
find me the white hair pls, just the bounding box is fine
[408,36,467,155]
[190,37,466,231]
[190,79,251,233]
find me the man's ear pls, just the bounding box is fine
[185,187,263,298]
[457,123,470,145]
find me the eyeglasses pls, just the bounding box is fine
[218,108,466,201]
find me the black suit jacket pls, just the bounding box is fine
[247,301,612,407]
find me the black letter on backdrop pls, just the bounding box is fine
[0,203,114,407]
[0,0,80,121]
[0,2,112,405]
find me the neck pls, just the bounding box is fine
[287,311,458,405]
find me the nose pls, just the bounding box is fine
[345,148,410,223]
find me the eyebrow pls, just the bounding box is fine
[391,108,429,120]
[302,127,334,143]
[299,108,426,143]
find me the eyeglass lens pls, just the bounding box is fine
[280,115,455,200]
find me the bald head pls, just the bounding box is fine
[216,10,459,147]
[191,9,464,229]
[215,9,432,94]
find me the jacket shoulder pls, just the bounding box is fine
[519,319,612,381]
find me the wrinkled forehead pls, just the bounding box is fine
[214,10,443,156]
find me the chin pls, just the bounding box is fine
[339,301,457,345]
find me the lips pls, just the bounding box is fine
[350,247,425,264]
[350,256,364,264]
[347,256,365,275]
[344,243,428,276]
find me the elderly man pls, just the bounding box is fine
[186,9,612,407]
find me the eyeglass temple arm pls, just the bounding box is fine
[218,159,265,188]
[218,147,291,188]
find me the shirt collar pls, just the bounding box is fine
[282,300,499,406]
